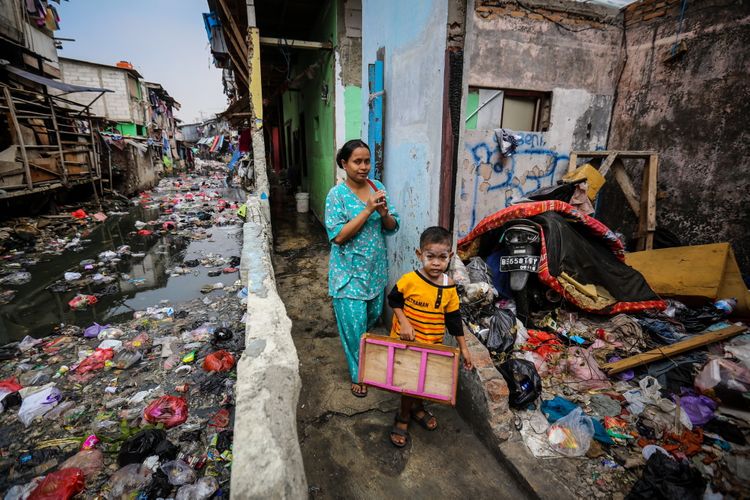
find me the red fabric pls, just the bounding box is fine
[457,201,667,314]
[520,329,564,359]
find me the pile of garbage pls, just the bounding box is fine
[0,165,249,498]
[452,253,749,498]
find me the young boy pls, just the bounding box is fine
[387,226,473,447]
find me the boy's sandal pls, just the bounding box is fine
[351,383,368,398]
[390,414,410,448]
[410,408,438,431]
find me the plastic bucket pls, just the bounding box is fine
[295,192,309,213]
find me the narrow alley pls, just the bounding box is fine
[271,189,528,498]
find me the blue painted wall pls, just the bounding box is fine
[361,0,449,288]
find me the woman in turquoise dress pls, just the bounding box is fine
[325,139,400,397]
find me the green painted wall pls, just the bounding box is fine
[344,85,361,140]
[465,90,479,130]
[277,0,346,221]
[116,122,138,136]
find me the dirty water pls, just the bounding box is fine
[0,187,244,344]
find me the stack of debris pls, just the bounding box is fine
[453,201,749,499]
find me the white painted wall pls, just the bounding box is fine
[58,60,146,124]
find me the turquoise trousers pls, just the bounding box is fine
[332,292,384,383]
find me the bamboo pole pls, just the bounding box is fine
[3,86,33,189]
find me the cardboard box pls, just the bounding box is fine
[358,334,460,405]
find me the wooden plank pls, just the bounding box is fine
[259,36,333,50]
[611,159,640,216]
[598,152,618,177]
[646,155,658,233]
[601,324,747,374]
[3,86,33,189]
[47,94,68,186]
[567,152,578,174]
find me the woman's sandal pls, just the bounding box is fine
[351,383,368,398]
[390,414,409,448]
[410,408,438,431]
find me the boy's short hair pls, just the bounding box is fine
[420,226,452,249]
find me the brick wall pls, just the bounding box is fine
[624,0,684,29]
[475,0,621,30]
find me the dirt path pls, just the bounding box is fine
[271,191,528,499]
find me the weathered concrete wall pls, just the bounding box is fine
[233,195,306,499]
[361,0,449,285]
[455,0,623,237]
[604,0,750,273]
[59,59,146,125]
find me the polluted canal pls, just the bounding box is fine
[0,161,247,498]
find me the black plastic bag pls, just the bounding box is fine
[141,468,173,499]
[626,452,705,500]
[486,308,515,354]
[498,359,541,409]
[118,429,177,466]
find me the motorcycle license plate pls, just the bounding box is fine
[500,255,540,272]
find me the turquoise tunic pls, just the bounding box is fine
[324,179,400,300]
[325,179,400,382]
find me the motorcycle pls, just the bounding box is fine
[498,221,541,322]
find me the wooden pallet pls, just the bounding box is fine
[568,150,659,251]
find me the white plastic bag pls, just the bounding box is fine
[547,407,594,457]
[18,386,61,426]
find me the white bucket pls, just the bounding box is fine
[295,192,309,213]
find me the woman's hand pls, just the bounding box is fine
[366,190,386,214]
[399,322,416,342]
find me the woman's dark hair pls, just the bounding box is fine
[336,139,370,168]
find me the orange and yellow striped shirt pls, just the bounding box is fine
[388,270,464,344]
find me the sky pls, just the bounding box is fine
[56,0,226,124]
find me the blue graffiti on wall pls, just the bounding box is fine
[464,133,569,235]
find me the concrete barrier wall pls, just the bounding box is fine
[232,195,307,499]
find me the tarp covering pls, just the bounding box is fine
[4,65,112,93]
[457,200,666,314]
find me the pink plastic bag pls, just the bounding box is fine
[562,346,610,390]
[695,358,750,392]
[143,396,188,428]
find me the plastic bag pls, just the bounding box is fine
[0,377,22,403]
[106,464,152,498]
[466,257,492,285]
[28,468,84,500]
[0,271,32,286]
[118,429,177,466]
[695,358,750,392]
[4,477,44,500]
[113,350,143,370]
[561,346,609,390]
[68,294,97,310]
[677,389,716,426]
[547,407,594,457]
[202,350,235,372]
[160,459,197,486]
[59,449,103,479]
[627,452,705,500]
[18,336,42,352]
[83,323,108,338]
[97,327,124,340]
[176,476,219,500]
[143,396,188,428]
[498,359,541,409]
[76,348,114,374]
[485,309,515,354]
[18,386,61,426]
[19,368,52,387]
[71,209,87,219]
[448,254,471,287]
